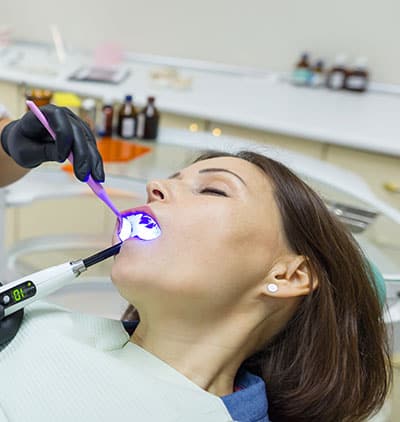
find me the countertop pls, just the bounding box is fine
[1,41,400,157]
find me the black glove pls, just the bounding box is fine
[0,104,105,182]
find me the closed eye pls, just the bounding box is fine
[200,188,228,197]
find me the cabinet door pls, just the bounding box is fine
[0,81,20,117]
[207,123,324,159]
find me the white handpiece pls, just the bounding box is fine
[0,260,85,318]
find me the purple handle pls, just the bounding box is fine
[25,100,121,218]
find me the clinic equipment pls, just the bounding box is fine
[0,241,121,347]
[0,103,162,347]
[0,208,161,347]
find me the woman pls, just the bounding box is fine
[116,151,392,421]
[0,150,391,422]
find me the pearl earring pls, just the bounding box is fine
[267,283,278,293]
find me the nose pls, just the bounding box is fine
[146,180,168,202]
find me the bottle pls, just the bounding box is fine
[25,88,53,109]
[344,57,369,93]
[326,55,348,90]
[79,98,96,132]
[98,99,114,137]
[117,95,137,139]
[291,53,312,86]
[136,97,160,140]
[310,60,325,88]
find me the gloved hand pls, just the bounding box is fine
[0,104,105,182]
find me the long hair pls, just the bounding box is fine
[122,150,392,422]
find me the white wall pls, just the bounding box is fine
[2,0,399,84]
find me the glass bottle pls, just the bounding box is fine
[25,88,53,109]
[344,57,369,93]
[291,53,312,86]
[310,60,325,88]
[98,98,114,137]
[117,95,137,139]
[79,98,96,133]
[326,55,348,90]
[136,97,160,140]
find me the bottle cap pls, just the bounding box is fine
[148,96,155,103]
[125,95,133,102]
[315,59,324,68]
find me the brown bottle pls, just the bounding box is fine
[292,53,312,86]
[117,95,137,139]
[326,55,348,90]
[98,99,114,137]
[25,88,53,109]
[136,97,160,140]
[344,58,369,93]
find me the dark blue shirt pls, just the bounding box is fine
[123,320,270,422]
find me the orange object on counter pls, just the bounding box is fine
[61,137,152,173]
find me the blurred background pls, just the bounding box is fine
[0,3,399,420]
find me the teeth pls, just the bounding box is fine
[126,212,161,240]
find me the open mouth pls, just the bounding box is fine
[118,212,162,241]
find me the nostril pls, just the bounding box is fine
[152,189,164,200]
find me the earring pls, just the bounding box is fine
[267,283,278,293]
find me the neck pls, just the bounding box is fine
[130,313,262,397]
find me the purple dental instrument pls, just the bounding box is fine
[26,100,121,219]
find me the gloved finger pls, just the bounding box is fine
[87,140,105,182]
[40,105,74,161]
[69,118,91,182]
[19,110,56,142]
[64,110,105,182]
[76,118,105,182]
[12,137,55,168]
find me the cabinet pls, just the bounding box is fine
[206,122,325,159]
[161,112,206,132]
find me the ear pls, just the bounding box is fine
[264,256,318,299]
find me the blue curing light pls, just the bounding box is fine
[118,212,161,241]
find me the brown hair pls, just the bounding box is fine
[122,150,392,422]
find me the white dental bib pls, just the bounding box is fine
[0,302,233,422]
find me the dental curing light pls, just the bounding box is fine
[0,242,122,347]
[0,211,161,347]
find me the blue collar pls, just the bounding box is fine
[221,369,269,422]
[122,320,269,422]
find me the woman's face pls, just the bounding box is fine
[111,156,288,318]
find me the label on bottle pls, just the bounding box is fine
[292,68,312,85]
[310,73,324,87]
[346,76,366,90]
[122,118,135,138]
[136,113,145,138]
[329,71,345,89]
[146,106,154,117]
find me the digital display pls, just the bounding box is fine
[0,281,36,308]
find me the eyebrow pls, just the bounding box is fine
[168,168,247,186]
